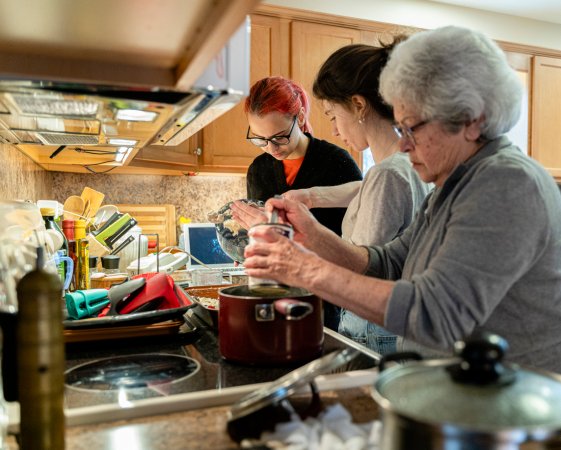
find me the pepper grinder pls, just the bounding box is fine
[16,247,65,450]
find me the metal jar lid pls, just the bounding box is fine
[372,334,561,431]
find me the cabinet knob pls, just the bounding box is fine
[194,147,202,156]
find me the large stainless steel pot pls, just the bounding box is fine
[371,334,561,450]
[218,285,323,365]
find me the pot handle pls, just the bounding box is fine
[274,299,314,320]
[378,352,423,372]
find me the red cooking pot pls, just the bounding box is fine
[218,285,323,365]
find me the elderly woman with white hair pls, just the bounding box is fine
[242,25,561,373]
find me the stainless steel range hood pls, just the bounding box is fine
[0,0,257,170]
[0,19,250,151]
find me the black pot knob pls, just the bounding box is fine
[447,332,516,386]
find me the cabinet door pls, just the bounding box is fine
[291,21,362,166]
[531,56,561,180]
[200,15,283,173]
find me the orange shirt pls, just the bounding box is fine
[282,157,305,186]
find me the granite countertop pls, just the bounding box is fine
[7,387,379,449]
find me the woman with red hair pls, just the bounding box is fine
[244,76,362,238]
[244,76,362,329]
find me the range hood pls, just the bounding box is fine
[0,0,258,170]
[0,20,249,151]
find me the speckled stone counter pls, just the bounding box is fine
[7,387,379,449]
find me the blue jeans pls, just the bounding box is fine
[338,309,397,355]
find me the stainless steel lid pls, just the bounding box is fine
[228,348,360,420]
[373,334,561,430]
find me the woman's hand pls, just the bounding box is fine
[282,189,313,208]
[230,200,268,230]
[244,223,321,290]
[263,196,321,247]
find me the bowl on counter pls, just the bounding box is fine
[182,285,221,328]
[209,199,264,263]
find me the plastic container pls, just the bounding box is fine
[191,268,224,286]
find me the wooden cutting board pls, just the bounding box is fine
[115,204,176,252]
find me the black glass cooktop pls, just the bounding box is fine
[64,310,379,410]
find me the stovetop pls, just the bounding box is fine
[63,312,380,414]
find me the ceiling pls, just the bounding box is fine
[430,0,561,25]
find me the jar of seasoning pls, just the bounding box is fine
[101,255,120,275]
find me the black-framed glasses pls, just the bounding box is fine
[246,116,297,147]
[392,119,430,144]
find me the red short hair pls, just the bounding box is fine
[244,76,313,134]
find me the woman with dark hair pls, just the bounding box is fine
[280,42,431,354]
[243,76,363,329]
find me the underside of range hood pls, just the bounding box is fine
[0,0,256,172]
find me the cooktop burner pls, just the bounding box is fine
[65,354,200,391]
[64,322,379,410]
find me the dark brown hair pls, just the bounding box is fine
[312,39,404,121]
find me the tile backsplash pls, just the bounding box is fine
[2,143,248,241]
[50,172,246,223]
[0,143,53,201]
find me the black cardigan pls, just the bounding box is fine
[246,134,363,236]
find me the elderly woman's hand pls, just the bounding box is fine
[244,223,320,289]
[230,200,268,230]
[264,196,321,246]
[282,189,313,208]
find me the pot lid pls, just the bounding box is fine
[373,333,561,430]
[228,348,360,421]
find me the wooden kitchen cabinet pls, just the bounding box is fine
[199,14,284,173]
[290,21,363,165]
[531,56,561,181]
[199,14,367,173]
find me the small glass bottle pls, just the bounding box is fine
[61,219,77,291]
[89,256,99,280]
[101,255,121,275]
[41,208,69,286]
[74,220,90,290]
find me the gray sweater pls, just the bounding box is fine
[366,136,561,373]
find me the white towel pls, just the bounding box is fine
[251,403,382,450]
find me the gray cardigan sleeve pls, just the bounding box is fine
[368,160,553,350]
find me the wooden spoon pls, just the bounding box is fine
[63,196,85,220]
[81,187,105,219]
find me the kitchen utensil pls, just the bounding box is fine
[227,347,360,443]
[80,187,105,220]
[218,284,323,365]
[94,204,119,228]
[65,289,110,320]
[371,333,561,450]
[110,235,135,255]
[118,272,191,315]
[91,213,137,249]
[63,196,85,220]
[210,199,264,263]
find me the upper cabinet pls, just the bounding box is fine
[290,22,363,165]
[198,9,388,174]
[531,56,561,180]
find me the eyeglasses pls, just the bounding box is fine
[246,116,297,147]
[392,119,430,144]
